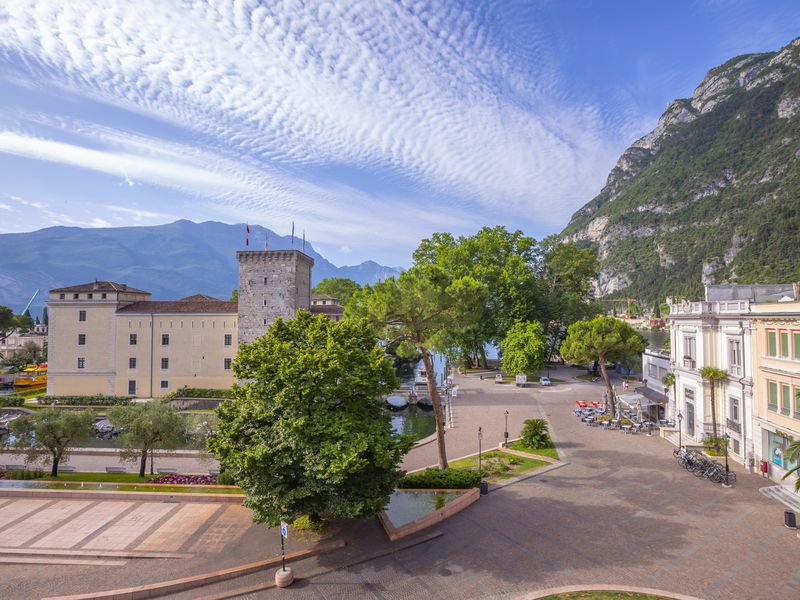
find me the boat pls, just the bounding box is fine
[13,364,47,387]
[386,395,409,410]
[416,395,433,410]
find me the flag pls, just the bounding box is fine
[245,224,250,247]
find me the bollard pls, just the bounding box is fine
[275,566,294,587]
[479,480,489,495]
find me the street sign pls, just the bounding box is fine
[280,520,288,539]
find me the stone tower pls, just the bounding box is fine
[236,250,314,345]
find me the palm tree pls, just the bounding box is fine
[783,439,800,492]
[662,371,676,421]
[699,366,727,444]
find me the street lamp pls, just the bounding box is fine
[677,411,683,450]
[723,432,732,488]
[478,427,487,495]
[503,410,509,447]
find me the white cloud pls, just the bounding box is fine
[0,0,631,236]
[0,203,11,210]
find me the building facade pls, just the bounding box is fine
[47,250,315,397]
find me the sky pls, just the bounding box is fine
[1,1,799,267]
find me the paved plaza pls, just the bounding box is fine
[2,370,799,599]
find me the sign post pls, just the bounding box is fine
[280,521,288,570]
[275,520,294,588]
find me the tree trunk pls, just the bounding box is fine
[139,448,148,478]
[599,357,616,417]
[51,453,60,478]
[478,345,488,369]
[709,382,718,441]
[422,349,448,469]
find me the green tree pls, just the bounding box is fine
[349,266,484,469]
[208,312,410,526]
[560,317,646,417]
[662,371,677,425]
[520,419,552,449]
[109,401,191,477]
[699,366,727,443]
[8,409,94,477]
[782,434,800,492]
[2,341,44,371]
[499,321,546,375]
[0,305,33,343]
[230,290,238,302]
[42,306,48,326]
[312,277,361,306]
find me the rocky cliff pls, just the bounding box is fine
[562,37,800,301]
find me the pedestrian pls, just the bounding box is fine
[480,375,483,380]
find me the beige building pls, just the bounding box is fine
[47,250,316,397]
[750,297,800,486]
[310,294,344,322]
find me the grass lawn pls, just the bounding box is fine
[507,440,559,460]
[575,374,599,382]
[41,472,156,483]
[448,450,549,484]
[540,592,670,599]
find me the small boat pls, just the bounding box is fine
[14,364,47,387]
[386,395,408,410]
[416,395,433,410]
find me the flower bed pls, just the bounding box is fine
[149,474,217,485]
[0,471,7,481]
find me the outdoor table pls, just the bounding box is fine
[621,424,632,434]
[610,419,620,430]
[600,420,610,430]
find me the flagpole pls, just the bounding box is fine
[291,222,295,249]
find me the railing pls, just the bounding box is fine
[668,300,750,316]
[726,419,741,433]
[682,357,696,369]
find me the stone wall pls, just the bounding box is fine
[236,250,314,345]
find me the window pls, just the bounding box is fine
[160,380,169,389]
[224,334,232,346]
[648,363,658,379]
[87,293,93,299]
[782,384,791,415]
[794,333,800,360]
[768,381,778,411]
[768,330,777,357]
[768,431,797,470]
[728,339,741,376]
[129,357,137,369]
[224,358,232,370]
[73,293,79,300]
[78,334,86,346]
[161,334,170,346]
[77,357,85,369]
[730,397,740,423]
[264,277,268,284]
[101,293,107,299]
[781,331,790,358]
[78,310,86,322]
[682,336,696,369]
[59,293,65,300]
[130,333,137,345]
[795,387,800,418]
[128,380,136,395]
[161,357,169,370]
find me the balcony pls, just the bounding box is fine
[726,419,741,433]
[668,300,750,316]
[682,357,696,369]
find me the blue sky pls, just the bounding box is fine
[1,1,799,266]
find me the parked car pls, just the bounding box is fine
[539,376,551,387]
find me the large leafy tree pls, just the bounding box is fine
[349,266,484,469]
[9,409,94,477]
[313,277,361,306]
[698,366,727,443]
[0,305,33,344]
[209,312,409,526]
[499,321,546,376]
[561,317,646,417]
[109,401,191,477]
[783,436,800,492]
[2,341,45,371]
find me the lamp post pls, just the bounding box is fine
[723,432,732,487]
[478,427,487,495]
[503,410,509,447]
[677,411,683,450]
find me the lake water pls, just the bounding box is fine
[389,405,436,441]
[383,490,462,527]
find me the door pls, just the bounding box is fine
[685,402,695,437]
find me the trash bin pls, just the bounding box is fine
[479,480,489,495]
[785,511,797,529]
[760,460,769,478]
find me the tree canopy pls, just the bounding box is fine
[109,401,191,477]
[0,305,33,343]
[561,317,646,417]
[8,409,94,476]
[499,321,546,375]
[699,366,727,443]
[313,277,361,306]
[208,311,410,526]
[348,265,484,468]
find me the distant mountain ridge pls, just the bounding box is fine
[561,37,800,302]
[0,220,401,313]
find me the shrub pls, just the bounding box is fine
[216,471,236,486]
[292,515,325,531]
[42,395,132,406]
[703,435,728,453]
[520,418,553,449]
[398,468,480,489]
[149,474,217,485]
[165,387,234,400]
[8,469,44,480]
[0,395,24,407]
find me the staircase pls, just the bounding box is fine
[759,485,800,513]
[665,431,680,447]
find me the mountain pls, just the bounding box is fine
[0,220,401,314]
[562,37,800,302]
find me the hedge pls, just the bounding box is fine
[165,387,234,399]
[0,395,25,407]
[398,468,481,489]
[42,395,133,406]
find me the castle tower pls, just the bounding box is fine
[236,250,314,345]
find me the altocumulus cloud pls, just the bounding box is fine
[0,1,632,259]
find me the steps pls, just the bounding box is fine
[759,485,800,513]
[665,431,680,447]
